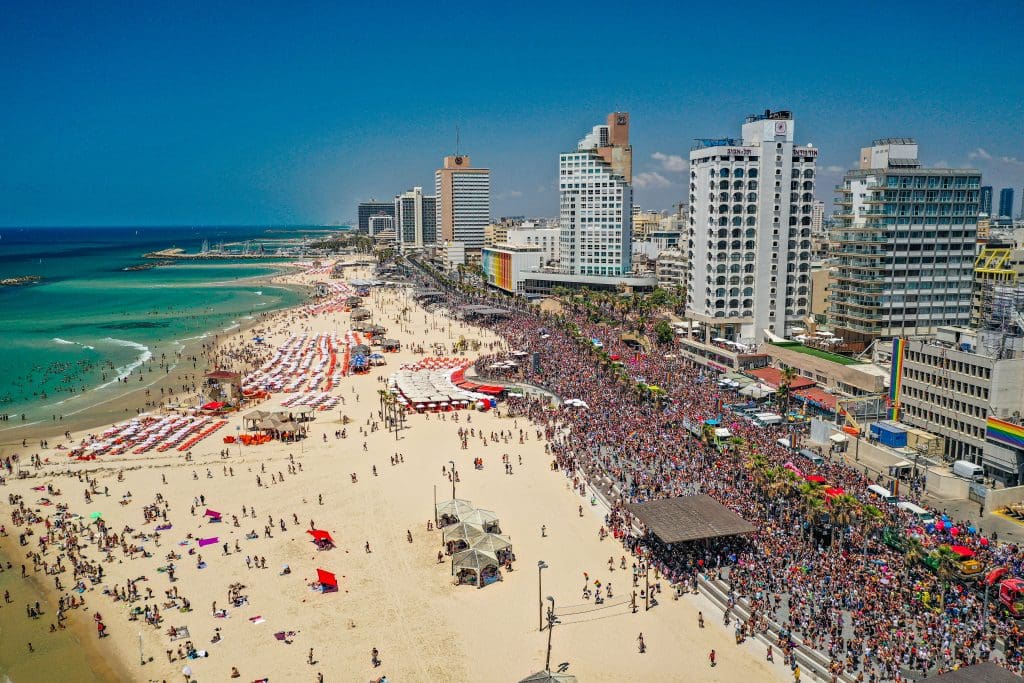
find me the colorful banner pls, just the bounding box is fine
[481,249,513,291]
[986,417,1024,450]
[889,338,906,420]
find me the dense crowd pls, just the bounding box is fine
[413,268,1024,681]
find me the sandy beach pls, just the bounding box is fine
[0,257,784,682]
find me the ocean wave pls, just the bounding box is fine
[254,290,263,295]
[223,322,240,332]
[94,337,153,390]
[52,337,96,350]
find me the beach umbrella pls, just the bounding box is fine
[90,511,103,520]
[316,568,338,589]
[307,529,334,544]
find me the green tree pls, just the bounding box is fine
[648,288,669,308]
[828,492,860,546]
[776,366,798,412]
[932,544,959,609]
[859,503,885,559]
[654,319,675,346]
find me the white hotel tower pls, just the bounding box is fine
[559,112,633,277]
[686,110,817,342]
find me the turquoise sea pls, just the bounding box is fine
[0,226,341,430]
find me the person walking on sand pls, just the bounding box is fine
[698,611,704,628]
[708,649,716,667]
[308,648,314,665]
[637,632,645,654]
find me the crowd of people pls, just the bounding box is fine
[410,265,1024,681]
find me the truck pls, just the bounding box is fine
[920,544,985,582]
[952,460,984,482]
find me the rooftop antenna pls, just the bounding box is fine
[456,125,461,156]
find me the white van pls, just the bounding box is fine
[867,484,898,505]
[754,412,783,427]
[896,501,935,524]
[952,460,984,482]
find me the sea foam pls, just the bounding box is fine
[94,338,153,390]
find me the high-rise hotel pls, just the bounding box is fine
[558,113,633,277]
[686,110,817,342]
[435,155,490,267]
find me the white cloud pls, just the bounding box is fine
[496,190,523,200]
[823,165,845,174]
[999,155,1024,167]
[969,148,993,161]
[651,152,687,172]
[633,172,671,189]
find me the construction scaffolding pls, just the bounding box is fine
[975,282,1024,359]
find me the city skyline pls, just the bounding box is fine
[2,1,1023,226]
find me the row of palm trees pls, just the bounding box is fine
[747,449,969,610]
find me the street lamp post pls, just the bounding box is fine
[544,596,556,671]
[644,561,650,611]
[537,560,549,631]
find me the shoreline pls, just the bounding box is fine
[0,267,310,448]
[0,263,312,681]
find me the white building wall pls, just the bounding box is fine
[687,113,814,342]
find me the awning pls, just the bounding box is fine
[307,529,334,543]
[627,495,755,544]
[793,387,837,412]
[204,509,221,518]
[316,568,337,588]
[829,433,848,443]
[201,401,226,410]
[198,537,219,547]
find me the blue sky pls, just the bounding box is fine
[2,1,1023,226]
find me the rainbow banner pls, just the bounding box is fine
[986,417,1024,450]
[889,338,906,420]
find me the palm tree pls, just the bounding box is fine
[904,536,926,572]
[932,544,959,610]
[777,366,798,413]
[829,492,860,546]
[804,495,825,541]
[859,503,885,560]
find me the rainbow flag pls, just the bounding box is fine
[889,339,906,420]
[986,418,1024,449]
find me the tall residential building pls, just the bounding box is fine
[559,112,633,277]
[393,187,436,251]
[435,155,490,265]
[830,139,981,349]
[980,186,993,216]
[686,109,816,342]
[810,200,825,235]
[1000,188,1016,219]
[357,200,395,234]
